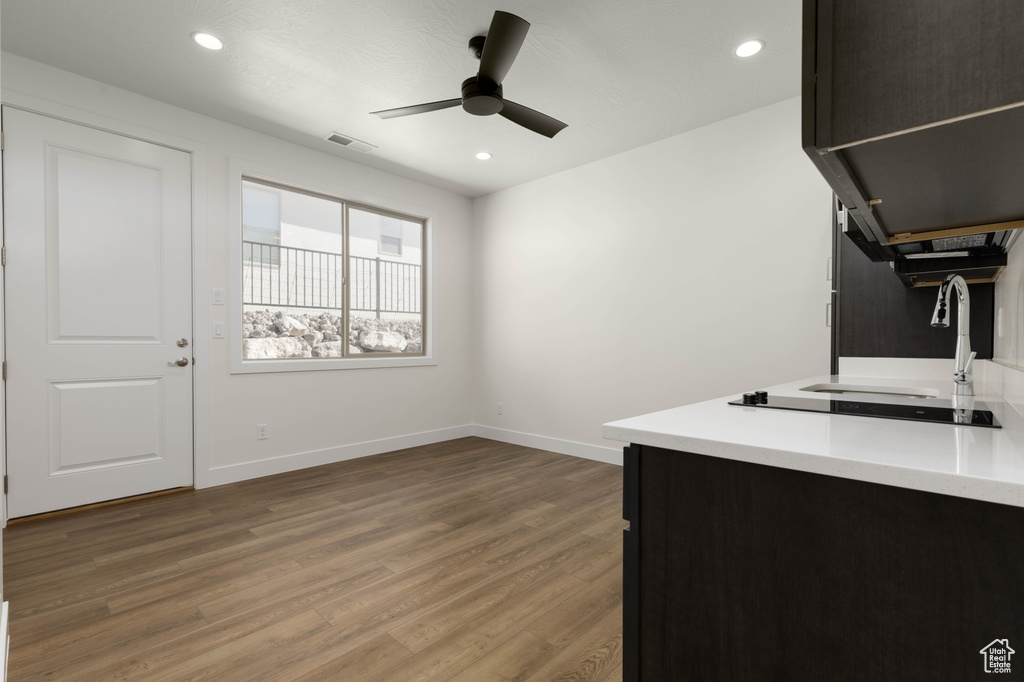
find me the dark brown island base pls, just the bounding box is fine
[622,445,1024,681]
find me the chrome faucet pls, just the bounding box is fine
[931,274,976,396]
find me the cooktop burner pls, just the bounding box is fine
[727,394,1000,428]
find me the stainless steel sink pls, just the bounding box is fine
[799,383,940,399]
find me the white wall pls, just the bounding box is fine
[471,97,833,461]
[993,238,1024,368]
[1,53,475,487]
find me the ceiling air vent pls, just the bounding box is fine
[324,132,377,154]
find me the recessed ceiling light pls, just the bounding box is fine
[734,40,764,58]
[192,32,224,50]
[476,152,493,160]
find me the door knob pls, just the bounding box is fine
[177,338,190,347]
[168,357,190,367]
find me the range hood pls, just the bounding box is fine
[836,196,1021,288]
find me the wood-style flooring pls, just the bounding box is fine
[3,437,625,680]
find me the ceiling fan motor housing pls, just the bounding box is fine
[461,77,504,116]
[468,35,486,59]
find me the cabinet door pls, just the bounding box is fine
[638,445,1024,680]
[823,0,1024,147]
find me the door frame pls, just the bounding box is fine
[0,94,212,503]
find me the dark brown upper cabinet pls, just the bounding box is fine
[803,0,1024,283]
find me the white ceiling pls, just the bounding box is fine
[0,0,803,197]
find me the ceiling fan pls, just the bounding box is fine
[371,10,568,138]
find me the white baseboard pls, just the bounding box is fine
[199,425,474,488]
[470,425,623,466]
[199,423,623,489]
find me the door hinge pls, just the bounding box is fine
[2,361,6,381]
[2,246,6,266]
[1,131,5,151]
[3,475,8,495]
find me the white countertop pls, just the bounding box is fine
[602,361,1024,508]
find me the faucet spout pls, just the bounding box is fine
[931,274,975,396]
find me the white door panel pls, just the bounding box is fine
[49,378,164,472]
[3,107,193,517]
[50,147,165,342]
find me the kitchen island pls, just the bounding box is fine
[605,363,1024,681]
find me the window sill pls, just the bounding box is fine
[229,354,436,374]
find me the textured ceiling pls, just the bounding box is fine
[0,0,803,197]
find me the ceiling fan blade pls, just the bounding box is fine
[478,11,530,85]
[499,100,568,138]
[371,99,462,119]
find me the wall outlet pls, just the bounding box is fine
[497,403,503,415]
[212,322,225,339]
[256,424,269,440]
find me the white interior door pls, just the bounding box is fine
[2,107,194,518]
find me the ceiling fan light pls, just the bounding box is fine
[734,40,764,58]
[192,32,224,50]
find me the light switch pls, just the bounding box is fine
[212,289,225,305]
[212,323,225,339]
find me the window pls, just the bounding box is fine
[239,176,426,364]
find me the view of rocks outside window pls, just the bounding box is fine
[241,180,424,360]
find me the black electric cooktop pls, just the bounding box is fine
[728,394,1001,429]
